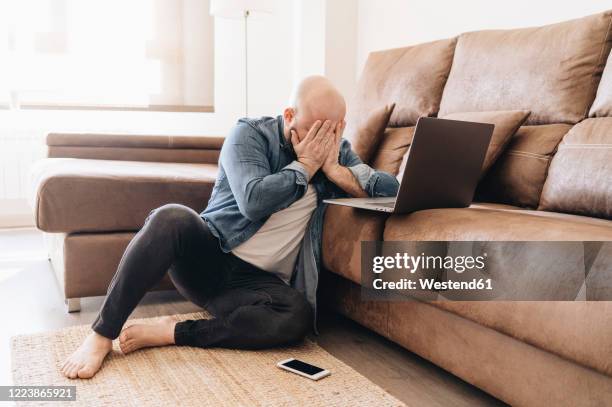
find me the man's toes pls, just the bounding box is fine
[62,361,74,376]
[120,340,134,354]
[77,365,96,379]
[119,328,132,344]
[68,364,80,379]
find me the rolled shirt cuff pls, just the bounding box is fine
[284,160,311,184]
[348,163,376,190]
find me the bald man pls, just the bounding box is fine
[61,76,399,379]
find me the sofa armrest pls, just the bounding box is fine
[46,132,224,164]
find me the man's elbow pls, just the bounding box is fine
[239,201,266,222]
[373,172,400,197]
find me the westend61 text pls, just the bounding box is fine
[372,278,493,291]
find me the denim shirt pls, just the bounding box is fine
[201,116,399,327]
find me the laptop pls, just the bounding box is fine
[323,117,494,214]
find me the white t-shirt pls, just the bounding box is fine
[232,184,318,283]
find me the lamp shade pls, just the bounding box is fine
[210,0,275,19]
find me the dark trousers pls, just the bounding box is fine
[91,203,312,349]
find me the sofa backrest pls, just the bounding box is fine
[353,10,612,219]
[439,10,612,125]
[349,38,457,129]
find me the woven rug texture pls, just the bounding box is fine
[11,312,404,407]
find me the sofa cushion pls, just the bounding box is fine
[384,204,612,241]
[47,146,221,164]
[46,133,224,164]
[590,48,612,117]
[322,204,390,285]
[370,127,415,176]
[30,158,218,233]
[347,103,395,164]
[476,124,572,208]
[350,38,457,128]
[47,132,225,149]
[441,110,530,175]
[331,203,612,287]
[539,118,612,219]
[439,10,612,125]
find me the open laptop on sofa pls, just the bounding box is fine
[324,117,494,214]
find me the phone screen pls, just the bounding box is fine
[282,359,324,376]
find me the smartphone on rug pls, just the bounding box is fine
[277,358,331,381]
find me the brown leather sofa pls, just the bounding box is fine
[30,10,612,406]
[29,134,224,311]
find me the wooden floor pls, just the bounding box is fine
[0,228,505,406]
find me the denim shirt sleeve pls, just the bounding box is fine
[339,138,399,197]
[220,122,309,221]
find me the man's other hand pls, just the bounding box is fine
[321,121,345,176]
[291,119,335,178]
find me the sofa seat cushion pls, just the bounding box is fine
[384,203,612,241]
[432,301,612,377]
[322,204,390,285]
[323,203,520,284]
[30,158,218,233]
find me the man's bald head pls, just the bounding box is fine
[283,75,346,142]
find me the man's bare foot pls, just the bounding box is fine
[119,316,177,354]
[61,331,113,379]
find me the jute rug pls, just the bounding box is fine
[11,312,404,407]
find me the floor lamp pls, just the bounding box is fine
[210,0,275,117]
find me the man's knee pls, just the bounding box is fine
[279,292,312,343]
[146,204,199,234]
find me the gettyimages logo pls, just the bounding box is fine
[372,252,487,274]
[361,241,612,302]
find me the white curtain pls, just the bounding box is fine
[0,0,214,109]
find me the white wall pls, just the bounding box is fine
[325,0,358,103]
[182,0,215,107]
[356,0,611,74]
[292,0,358,103]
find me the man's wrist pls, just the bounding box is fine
[297,159,319,180]
[323,163,344,179]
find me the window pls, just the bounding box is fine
[0,0,214,112]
